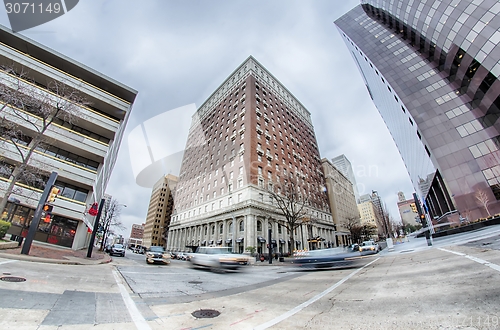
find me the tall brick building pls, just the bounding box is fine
[167,56,335,254]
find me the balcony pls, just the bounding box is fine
[257,147,264,155]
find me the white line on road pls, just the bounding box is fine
[439,248,500,273]
[0,260,18,265]
[253,257,380,330]
[112,269,151,330]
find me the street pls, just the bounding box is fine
[0,226,500,329]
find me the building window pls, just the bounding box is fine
[257,221,262,231]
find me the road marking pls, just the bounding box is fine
[112,269,151,330]
[253,257,380,330]
[439,248,500,272]
[0,260,18,265]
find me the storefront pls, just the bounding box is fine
[2,202,78,248]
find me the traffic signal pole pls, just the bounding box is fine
[87,198,105,258]
[21,171,58,255]
[413,193,432,246]
[268,228,272,264]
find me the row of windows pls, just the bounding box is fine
[0,161,89,202]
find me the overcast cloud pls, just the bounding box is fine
[0,1,415,236]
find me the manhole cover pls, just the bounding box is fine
[191,309,220,318]
[0,276,26,282]
[188,281,202,284]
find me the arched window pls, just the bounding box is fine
[257,220,262,231]
[239,220,244,232]
[228,221,233,233]
[211,225,215,235]
[219,224,223,234]
[204,226,208,235]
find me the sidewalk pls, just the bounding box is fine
[0,240,111,265]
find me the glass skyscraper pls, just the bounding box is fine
[335,0,500,221]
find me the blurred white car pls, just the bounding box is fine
[190,247,251,270]
[359,241,380,253]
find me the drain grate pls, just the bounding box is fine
[0,276,26,282]
[191,309,220,319]
[188,280,202,284]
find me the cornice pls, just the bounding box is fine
[191,56,313,129]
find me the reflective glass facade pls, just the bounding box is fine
[335,0,500,220]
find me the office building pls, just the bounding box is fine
[321,158,360,246]
[335,0,500,222]
[331,154,361,203]
[167,56,335,254]
[0,25,136,249]
[143,175,177,248]
[357,200,379,229]
[397,198,420,227]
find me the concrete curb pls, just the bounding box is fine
[0,251,112,265]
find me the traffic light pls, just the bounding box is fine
[42,204,53,223]
[43,204,53,213]
[47,187,60,203]
[410,203,417,213]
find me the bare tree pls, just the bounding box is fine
[475,189,491,217]
[99,198,126,251]
[342,216,362,244]
[376,203,393,239]
[0,64,89,216]
[360,223,378,241]
[269,175,309,254]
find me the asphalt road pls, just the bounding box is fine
[1,226,500,329]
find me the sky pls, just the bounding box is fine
[0,1,416,236]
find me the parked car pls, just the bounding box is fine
[134,246,145,254]
[359,241,380,254]
[145,246,170,265]
[190,247,251,271]
[109,244,125,257]
[347,243,360,252]
[291,247,365,269]
[176,252,188,260]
